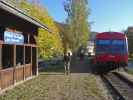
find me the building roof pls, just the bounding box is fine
[0,0,51,33]
[89,32,97,41]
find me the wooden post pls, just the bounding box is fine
[23,46,25,80]
[0,45,2,70]
[13,45,16,84]
[0,44,2,90]
[36,47,38,76]
[31,46,32,76]
[28,34,30,44]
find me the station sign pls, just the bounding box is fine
[4,31,24,45]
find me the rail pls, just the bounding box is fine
[102,72,133,100]
[101,75,125,100]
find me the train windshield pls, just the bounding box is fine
[96,39,127,54]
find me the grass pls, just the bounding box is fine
[0,62,64,100]
[126,58,133,75]
[125,68,133,75]
[0,58,105,100]
[0,75,48,100]
[83,75,105,100]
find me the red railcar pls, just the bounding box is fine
[93,32,128,73]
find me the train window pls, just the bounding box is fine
[112,40,124,45]
[96,40,110,45]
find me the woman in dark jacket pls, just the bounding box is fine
[64,52,71,75]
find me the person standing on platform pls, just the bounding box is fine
[64,50,72,75]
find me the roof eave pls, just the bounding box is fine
[0,0,51,32]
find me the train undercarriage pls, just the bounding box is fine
[92,61,128,74]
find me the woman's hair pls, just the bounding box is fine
[68,52,70,56]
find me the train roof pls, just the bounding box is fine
[96,32,126,39]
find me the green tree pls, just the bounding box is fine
[7,0,63,59]
[55,22,70,54]
[64,0,90,52]
[125,27,133,57]
[29,2,63,59]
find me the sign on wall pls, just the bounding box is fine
[4,31,24,45]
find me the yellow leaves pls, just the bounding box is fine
[17,1,63,59]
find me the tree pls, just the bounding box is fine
[125,26,133,57]
[55,22,70,54]
[29,1,63,59]
[64,0,90,52]
[5,0,20,7]
[6,0,63,59]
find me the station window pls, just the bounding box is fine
[25,46,31,64]
[23,34,28,44]
[0,26,5,40]
[2,44,13,69]
[30,35,36,44]
[16,46,24,66]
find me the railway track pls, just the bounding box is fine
[101,72,133,100]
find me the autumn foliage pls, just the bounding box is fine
[8,0,63,59]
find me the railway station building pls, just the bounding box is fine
[0,1,49,91]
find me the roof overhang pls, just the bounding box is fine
[0,0,51,33]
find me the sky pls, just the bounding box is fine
[40,0,133,32]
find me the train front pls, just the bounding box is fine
[93,32,128,72]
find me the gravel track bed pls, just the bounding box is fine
[106,72,133,100]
